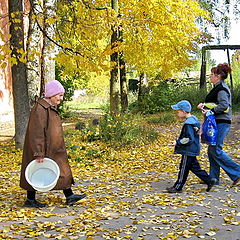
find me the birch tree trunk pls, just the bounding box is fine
[26,0,43,106]
[8,0,30,149]
[41,0,57,91]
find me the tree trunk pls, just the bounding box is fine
[41,0,57,92]
[8,0,30,149]
[26,0,42,106]
[119,52,128,113]
[110,0,119,115]
[119,25,128,113]
[138,72,148,104]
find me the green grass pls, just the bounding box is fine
[66,94,107,110]
[146,112,177,125]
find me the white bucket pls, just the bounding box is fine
[25,158,60,192]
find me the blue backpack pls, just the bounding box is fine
[201,111,218,145]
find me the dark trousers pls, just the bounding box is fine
[173,155,211,190]
[27,188,73,200]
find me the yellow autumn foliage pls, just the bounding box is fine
[55,0,210,80]
[0,0,212,92]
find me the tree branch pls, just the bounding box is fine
[80,0,109,10]
[29,0,86,57]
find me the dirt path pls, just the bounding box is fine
[0,111,239,240]
[0,109,103,142]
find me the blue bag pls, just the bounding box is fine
[201,111,218,145]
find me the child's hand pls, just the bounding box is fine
[170,140,177,146]
[197,103,204,110]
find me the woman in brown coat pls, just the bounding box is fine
[20,80,86,208]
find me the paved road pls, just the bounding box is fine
[0,112,239,239]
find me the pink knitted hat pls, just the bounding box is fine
[44,80,65,98]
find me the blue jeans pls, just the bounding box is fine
[208,123,240,183]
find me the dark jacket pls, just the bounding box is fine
[205,81,232,124]
[20,98,74,191]
[174,115,200,156]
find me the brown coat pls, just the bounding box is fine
[20,98,74,191]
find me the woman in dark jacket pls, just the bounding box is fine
[198,63,240,186]
[20,80,86,207]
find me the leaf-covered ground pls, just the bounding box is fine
[0,114,239,239]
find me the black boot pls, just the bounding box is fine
[23,199,47,208]
[206,178,217,192]
[166,186,182,193]
[66,193,86,206]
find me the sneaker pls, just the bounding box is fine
[166,187,182,193]
[66,193,86,206]
[23,199,47,208]
[206,178,217,192]
[232,177,240,187]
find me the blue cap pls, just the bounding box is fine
[171,100,192,112]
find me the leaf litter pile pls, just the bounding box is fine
[0,120,239,240]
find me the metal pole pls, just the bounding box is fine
[226,49,233,90]
[200,47,207,88]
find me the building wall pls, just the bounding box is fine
[0,0,13,116]
[1,0,48,118]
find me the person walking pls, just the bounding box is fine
[166,100,217,193]
[198,63,240,186]
[20,80,86,208]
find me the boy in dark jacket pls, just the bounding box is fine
[166,100,217,193]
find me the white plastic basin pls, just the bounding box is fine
[25,158,60,192]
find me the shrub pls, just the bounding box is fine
[147,112,177,125]
[129,81,209,114]
[232,83,240,112]
[134,81,177,113]
[75,121,86,130]
[174,84,208,110]
[99,112,159,145]
[78,124,101,142]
